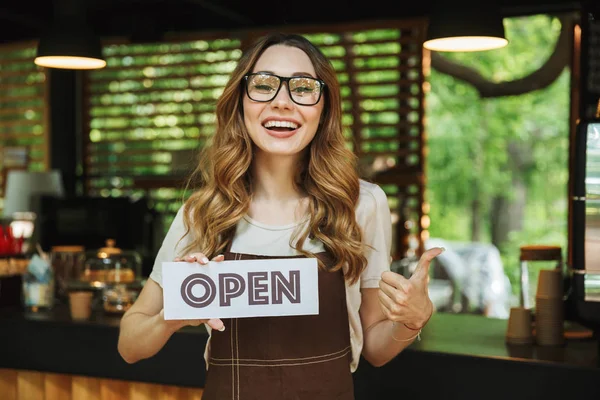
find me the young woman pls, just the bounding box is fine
[118,33,442,400]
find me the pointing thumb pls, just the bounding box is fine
[411,247,445,282]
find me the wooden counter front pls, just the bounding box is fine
[0,370,203,400]
[1,306,599,400]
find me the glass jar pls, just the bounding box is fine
[82,239,142,314]
[50,246,85,303]
[103,283,139,314]
[81,239,141,287]
[519,245,563,310]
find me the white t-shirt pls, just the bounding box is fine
[149,179,392,372]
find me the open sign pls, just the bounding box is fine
[162,258,319,320]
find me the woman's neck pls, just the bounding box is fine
[251,151,303,202]
[248,151,308,225]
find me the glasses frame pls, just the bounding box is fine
[243,72,326,106]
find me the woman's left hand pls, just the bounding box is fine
[378,247,444,329]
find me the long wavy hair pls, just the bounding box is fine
[181,33,367,283]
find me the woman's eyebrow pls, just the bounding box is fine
[292,72,316,77]
[254,70,316,78]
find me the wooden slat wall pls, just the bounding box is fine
[83,22,427,258]
[0,369,203,400]
[303,27,427,258]
[83,38,243,228]
[0,41,49,209]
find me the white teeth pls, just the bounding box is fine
[263,120,299,129]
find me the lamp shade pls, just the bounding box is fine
[35,20,106,70]
[3,170,65,218]
[424,6,508,52]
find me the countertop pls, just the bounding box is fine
[1,306,599,400]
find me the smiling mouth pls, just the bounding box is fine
[262,120,300,133]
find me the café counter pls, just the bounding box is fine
[0,306,599,400]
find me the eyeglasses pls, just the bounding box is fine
[243,73,325,106]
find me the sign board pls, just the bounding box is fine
[162,258,319,320]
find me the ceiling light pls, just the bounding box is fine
[35,0,105,72]
[424,4,508,52]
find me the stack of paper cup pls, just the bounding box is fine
[505,307,533,345]
[535,269,564,346]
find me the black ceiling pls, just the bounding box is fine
[0,0,584,45]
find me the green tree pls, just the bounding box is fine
[425,15,570,289]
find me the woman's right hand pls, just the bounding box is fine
[162,252,226,332]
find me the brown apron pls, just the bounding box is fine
[201,245,354,400]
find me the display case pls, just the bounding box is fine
[71,239,143,314]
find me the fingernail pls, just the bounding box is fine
[441,247,446,252]
[201,256,209,263]
[218,325,226,332]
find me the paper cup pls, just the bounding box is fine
[69,291,93,320]
[536,269,563,299]
[506,307,533,344]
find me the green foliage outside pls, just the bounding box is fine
[425,15,570,296]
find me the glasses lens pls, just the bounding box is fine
[246,74,281,101]
[289,77,322,105]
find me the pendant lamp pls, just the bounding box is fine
[34,0,106,70]
[424,2,508,52]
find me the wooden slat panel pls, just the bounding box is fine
[159,386,187,400]
[360,135,419,143]
[88,73,232,87]
[0,94,41,103]
[72,376,101,400]
[0,82,43,91]
[89,85,226,96]
[0,106,43,116]
[0,69,36,78]
[347,65,419,74]
[0,133,45,140]
[0,369,18,400]
[130,384,204,400]
[89,148,198,156]
[103,43,240,58]
[89,107,217,119]
[45,373,72,400]
[88,123,212,132]
[99,378,130,400]
[94,58,240,74]
[0,119,42,128]
[179,387,204,400]
[88,134,209,144]
[345,37,418,46]
[17,371,44,400]
[90,68,235,83]
[87,145,200,154]
[88,161,180,169]
[346,92,418,100]
[354,122,419,128]
[328,51,421,62]
[0,56,36,65]
[0,370,206,400]
[129,382,156,400]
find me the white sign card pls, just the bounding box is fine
[162,258,319,320]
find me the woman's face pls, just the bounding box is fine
[243,45,324,158]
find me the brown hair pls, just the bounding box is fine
[181,33,367,284]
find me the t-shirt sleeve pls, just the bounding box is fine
[149,206,190,287]
[356,182,392,288]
